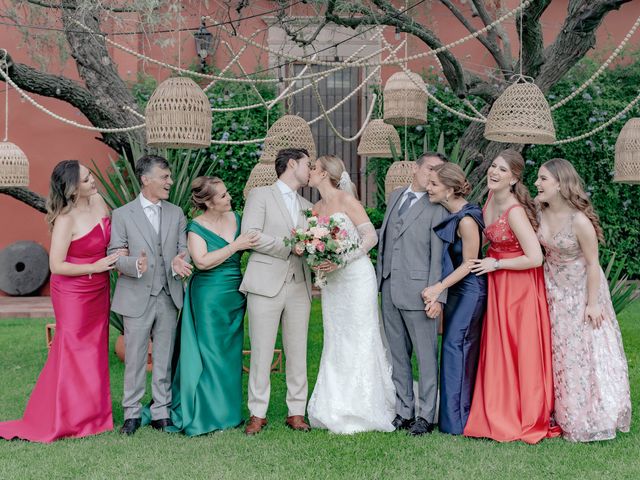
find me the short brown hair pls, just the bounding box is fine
[274,148,309,177]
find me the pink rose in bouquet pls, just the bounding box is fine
[284,209,357,287]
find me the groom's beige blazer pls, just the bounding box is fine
[239,183,313,298]
[240,182,313,418]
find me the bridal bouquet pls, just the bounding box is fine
[284,209,357,288]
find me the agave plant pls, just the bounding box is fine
[91,143,217,332]
[605,253,639,315]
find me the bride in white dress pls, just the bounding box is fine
[306,155,395,434]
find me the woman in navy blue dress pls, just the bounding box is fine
[422,163,486,435]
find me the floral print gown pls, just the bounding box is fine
[538,211,631,442]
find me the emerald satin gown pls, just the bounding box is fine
[168,215,245,436]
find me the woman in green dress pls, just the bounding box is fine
[168,176,258,436]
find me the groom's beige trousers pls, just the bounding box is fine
[247,278,311,418]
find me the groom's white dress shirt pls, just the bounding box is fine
[276,179,300,225]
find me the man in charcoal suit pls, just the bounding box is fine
[376,152,448,436]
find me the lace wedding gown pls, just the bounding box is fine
[307,213,396,434]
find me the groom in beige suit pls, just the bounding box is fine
[240,148,314,435]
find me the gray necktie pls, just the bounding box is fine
[397,192,416,216]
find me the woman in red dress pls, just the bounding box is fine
[464,149,560,444]
[0,160,123,442]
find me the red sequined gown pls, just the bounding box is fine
[463,204,560,444]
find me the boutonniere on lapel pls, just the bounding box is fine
[283,209,357,288]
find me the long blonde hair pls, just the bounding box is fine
[45,160,80,230]
[540,158,605,243]
[497,149,538,230]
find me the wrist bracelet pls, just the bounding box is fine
[493,258,500,270]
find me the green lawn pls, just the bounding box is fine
[0,300,639,480]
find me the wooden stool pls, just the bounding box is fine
[45,323,56,348]
[242,349,283,374]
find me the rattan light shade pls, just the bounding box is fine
[484,81,556,144]
[385,161,414,201]
[0,141,29,187]
[259,115,316,163]
[357,120,401,158]
[614,117,640,184]
[243,162,277,199]
[383,71,428,126]
[145,77,212,149]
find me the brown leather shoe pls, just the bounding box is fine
[285,415,311,432]
[244,416,267,436]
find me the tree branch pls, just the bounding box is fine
[321,0,469,97]
[471,0,512,68]
[515,0,552,78]
[0,187,47,213]
[535,0,633,91]
[25,0,139,13]
[60,0,144,153]
[439,0,511,76]
[1,51,138,154]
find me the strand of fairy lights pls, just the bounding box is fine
[69,1,531,83]
[550,14,640,110]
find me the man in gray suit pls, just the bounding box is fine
[240,148,313,435]
[376,152,448,436]
[108,155,192,435]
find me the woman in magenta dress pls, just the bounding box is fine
[464,149,560,444]
[0,160,122,443]
[535,158,631,442]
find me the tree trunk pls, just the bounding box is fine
[60,0,145,155]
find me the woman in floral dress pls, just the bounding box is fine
[535,158,631,442]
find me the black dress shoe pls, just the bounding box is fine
[150,418,174,431]
[408,417,436,436]
[120,418,141,436]
[392,414,414,431]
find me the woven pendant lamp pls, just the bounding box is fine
[383,71,428,126]
[145,77,212,149]
[357,120,401,158]
[259,115,316,163]
[0,141,29,187]
[384,161,414,202]
[243,162,277,199]
[484,78,556,144]
[613,117,640,184]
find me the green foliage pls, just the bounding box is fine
[605,253,640,315]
